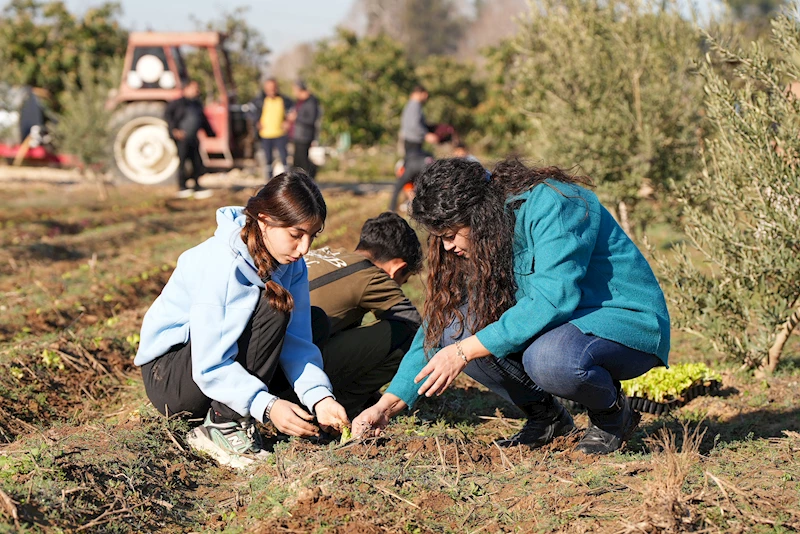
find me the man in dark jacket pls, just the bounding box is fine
[289,80,321,177]
[165,80,215,198]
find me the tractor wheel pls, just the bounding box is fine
[110,102,179,186]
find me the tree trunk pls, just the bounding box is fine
[617,200,633,236]
[767,305,800,373]
[85,168,109,202]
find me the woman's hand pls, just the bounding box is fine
[415,336,490,398]
[268,399,319,437]
[352,393,407,438]
[352,405,390,438]
[414,343,468,398]
[313,397,349,433]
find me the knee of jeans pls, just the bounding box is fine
[523,343,587,393]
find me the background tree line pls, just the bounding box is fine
[0,0,797,374]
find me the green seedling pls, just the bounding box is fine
[9,367,24,380]
[126,333,141,350]
[41,349,65,371]
[340,425,353,443]
[621,362,720,403]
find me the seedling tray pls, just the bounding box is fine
[629,379,721,415]
[557,379,721,416]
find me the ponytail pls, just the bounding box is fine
[239,169,326,314]
[241,216,295,313]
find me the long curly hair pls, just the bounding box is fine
[410,157,592,353]
[240,169,326,313]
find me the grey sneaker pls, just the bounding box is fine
[186,410,270,469]
[497,397,576,448]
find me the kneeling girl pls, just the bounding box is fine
[135,170,348,467]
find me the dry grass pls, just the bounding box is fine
[624,424,800,534]
[623,423,705,533]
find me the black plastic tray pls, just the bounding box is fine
[557,380,721,416]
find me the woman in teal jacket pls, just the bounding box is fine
[353,158,670,454]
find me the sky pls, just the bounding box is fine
[60,0,356,56]
[51,0,727,58]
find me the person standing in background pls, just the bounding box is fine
[390,85,439,212]
[399,85,438,156]
[165,80,215,199]
[289,80,321,178]
[252,78,293,180]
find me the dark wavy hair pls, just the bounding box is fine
[356,212,423,276]
[241,169,326,313]
[410,157,592,353]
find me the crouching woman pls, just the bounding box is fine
[354,158,670,455]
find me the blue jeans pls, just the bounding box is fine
[522,323,662,411]
[446,314,662,412]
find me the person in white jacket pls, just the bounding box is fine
[135,170,348,468]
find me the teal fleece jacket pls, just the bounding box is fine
[386,180,671,408]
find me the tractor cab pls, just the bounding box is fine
[108,32,251,185]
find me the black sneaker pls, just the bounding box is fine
[497,397,576,448]
[576,391,641,455]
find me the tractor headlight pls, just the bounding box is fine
[127,71,143,89]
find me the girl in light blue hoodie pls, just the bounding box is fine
[135,170,348,468]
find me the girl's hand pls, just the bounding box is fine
[352,405,389,438]
[313,397,349,433]
[269,399,319,437]
[414,343,467,398]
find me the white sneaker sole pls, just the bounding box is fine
[186,428,260,470]
[193,190,213,200]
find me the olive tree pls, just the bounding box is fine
[656,7,800,373]
[52,55,120,200]
[510,0,704,235]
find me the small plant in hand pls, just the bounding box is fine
[622,362,721,404]
[340,425,352,444]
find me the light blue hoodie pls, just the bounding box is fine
[135,206,334,423]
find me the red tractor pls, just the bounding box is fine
[107,32,253,185]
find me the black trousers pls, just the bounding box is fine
[292,140,315,177]
[280,307,417,417]
[141,292,290,422]
[176,137,204,190]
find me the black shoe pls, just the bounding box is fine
[576,391,641,455]
[497,397,576,448]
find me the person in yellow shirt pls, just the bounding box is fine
[253,78,293,180]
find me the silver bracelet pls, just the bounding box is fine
[455,341,468,364]
[264,397,278,422]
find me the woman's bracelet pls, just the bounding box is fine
[264,397,278,422]
[455,341,468,364]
